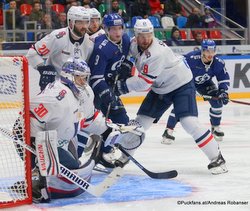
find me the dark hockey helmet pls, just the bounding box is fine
[103,13,124,29]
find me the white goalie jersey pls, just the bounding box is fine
[30,80,80,142]
[78,84,108,136]
[126,37,193,94]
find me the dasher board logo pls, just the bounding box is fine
[0,74,17,95]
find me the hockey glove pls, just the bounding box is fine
[217,89,229,105]
[117,59,133,80]
[114,80,129,96]
[99,88,118,108]
[37,65,57,91]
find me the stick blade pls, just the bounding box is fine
[150,170,178,179]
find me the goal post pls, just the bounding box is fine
[0,56,32,207]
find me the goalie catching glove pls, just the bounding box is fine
[105,119,145,150]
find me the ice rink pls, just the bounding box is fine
[3,99,250,211]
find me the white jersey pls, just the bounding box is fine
[26,27,94,71]
[78,84,108,136]
[26,27,94,98]
[30,80,80,142]
[126,37,193,94]
[30,81,100,198]
[89,28,105,40]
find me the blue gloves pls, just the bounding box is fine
[114,80,129,96]
[37,65,57,91]
[217,89,229,105]
[99,89,118,108]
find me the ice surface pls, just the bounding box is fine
[3,100,250,211]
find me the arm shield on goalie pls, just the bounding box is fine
[105,120,145,150]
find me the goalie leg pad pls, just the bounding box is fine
[35,130,60,176]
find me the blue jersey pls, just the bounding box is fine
[185,50,230,91]
[88,33,130,95]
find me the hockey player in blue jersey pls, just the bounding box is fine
[88,13,131,124]
[83,13,132,168]
[162,39,230,144]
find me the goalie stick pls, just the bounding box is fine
[0,127,123,197]
[116,144,178,179]
[202,95,250,106]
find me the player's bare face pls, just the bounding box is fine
[202,49,216,63]
[136,33,153,51]
[108,26,123,43]
[89,18,100,33]
[73,20,89,38]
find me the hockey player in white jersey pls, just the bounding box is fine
[26,6,94,98]
[113,19,228,175]
[29,59,102,202]
[88,8,105,40]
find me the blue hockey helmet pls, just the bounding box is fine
[201,39,216,51]
[61,58,90,98]
[103,13,124,28]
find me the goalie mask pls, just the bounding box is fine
[67,6,90,39]
[60,58,91,99]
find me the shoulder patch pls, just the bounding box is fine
[56,31,66,39]
[56,89,67,101]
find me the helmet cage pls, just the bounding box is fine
[61,60,90,98]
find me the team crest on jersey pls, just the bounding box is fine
[56,31,66,39]
[56,89,67,101]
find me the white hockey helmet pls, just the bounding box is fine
[134,19,154,36]
[67,6,90,27]
[89,8,101,20]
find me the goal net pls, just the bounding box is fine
[0,56,32,207]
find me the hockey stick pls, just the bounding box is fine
[106,74,119,120]
[116,144,178,179]
[0,127,123,197]
[202,95,250,106]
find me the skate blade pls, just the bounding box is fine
[161,138,174,145]
[213,135,223,142]
[210,164,228,175]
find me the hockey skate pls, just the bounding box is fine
[211,126,224,141]
[208,152,228,175]
[161,128,175,145]
[32,167,51,203]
